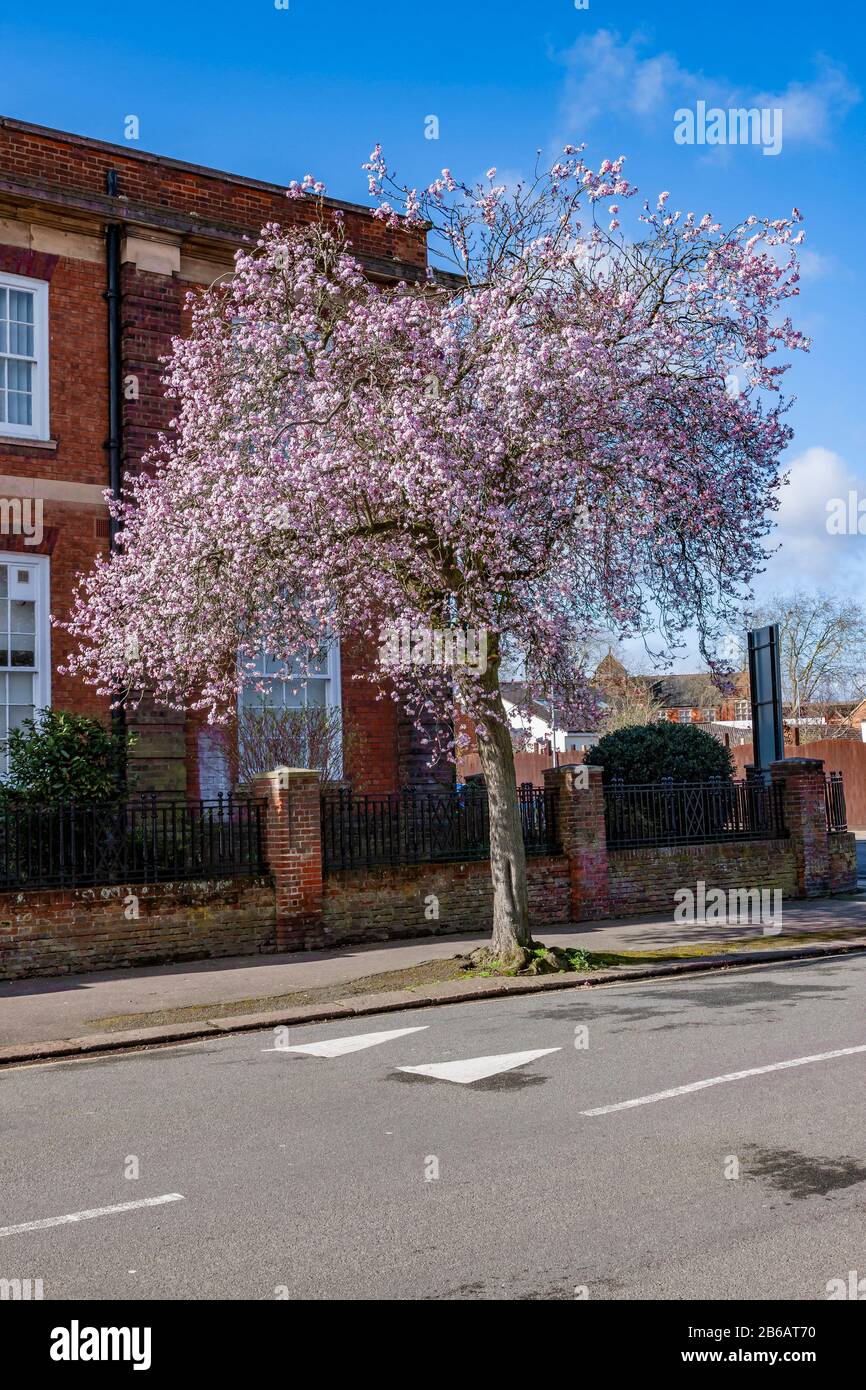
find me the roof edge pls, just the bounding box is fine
[0,114,402,225]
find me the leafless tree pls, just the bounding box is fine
[224,706,350,788]
[746,591,866,718]
[596,680,667,735]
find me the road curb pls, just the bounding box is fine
[2,937,866,1067]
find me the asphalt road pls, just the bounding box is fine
[1,955,865,1301]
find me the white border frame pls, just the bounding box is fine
[0,271,50,441]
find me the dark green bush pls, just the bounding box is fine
[1,709,135,804]
[591,721,734,785]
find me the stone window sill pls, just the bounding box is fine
[0,437,59,452]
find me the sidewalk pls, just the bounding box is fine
[2,893,865,1051]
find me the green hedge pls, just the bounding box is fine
[591,721,734,785]
[1,709,135,805]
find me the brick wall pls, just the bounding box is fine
[828,829,857,894]
[608,839,798,915]
[246,762,858,958]
[0,876,275,980]
[2,758,857,981]
[318,855,570,952]
[0,118,426,274]
[338,635,401,795]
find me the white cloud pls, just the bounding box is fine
[761,446,866,592]
[754,57,860,144]
[554,32,860,152]
[797,248,833,281]
[555,30,692,134]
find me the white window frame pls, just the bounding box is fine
[0,272,50,440]
[0,552,51,774]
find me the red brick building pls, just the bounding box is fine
[0,116,444,797]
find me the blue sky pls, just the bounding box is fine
[3,0,864,665]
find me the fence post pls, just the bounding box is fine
[251,767,324,950]
[769,757,830,897]
[543,763,610,921]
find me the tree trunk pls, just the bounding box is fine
[475,675,532,961]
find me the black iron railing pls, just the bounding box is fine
[825,772,848,832]
[0,794,267,890]
[604,778,788,850]
[321,784,559,872]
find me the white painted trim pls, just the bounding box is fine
[0,271,50,441]
[328,635,343,779]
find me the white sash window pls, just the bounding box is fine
[0,555,50,773]
[0,274,49,440]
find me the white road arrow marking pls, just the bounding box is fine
[581,1042,866,1116]
[0,1194,185,1238]
[262,1025,428,1058]
[399,1048,561,1085]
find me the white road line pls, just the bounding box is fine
[581,1044,866,1116]
[399,1048,561,1085]
[262,1025,428,1058]
[0,1193,185,1238]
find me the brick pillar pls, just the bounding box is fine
[769,757,830,897]
[543,764,610,921]
[251,767,323,950]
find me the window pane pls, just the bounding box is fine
[306,679,327,707]
[7,359,32,425]
[11,601,34,634]
[0,566,7,598]
[0,634,8,667]
[289,651,329,677]
[8,391,32,426]
[9,320,34,357]
[8,704,33,731]
[9,673,32,702]
[8,360,31,389]
[10,638,34,667]
[240,684,267,710]
[280,681,304,709]
[9,290,33,324]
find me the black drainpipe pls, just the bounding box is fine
[104,168,127,791]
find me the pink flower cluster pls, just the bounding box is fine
[63,148,807,760]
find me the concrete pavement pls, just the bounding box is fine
[1,954,865,1299]
[2,893,865,1049]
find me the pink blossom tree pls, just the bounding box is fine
[65,150,806,964]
